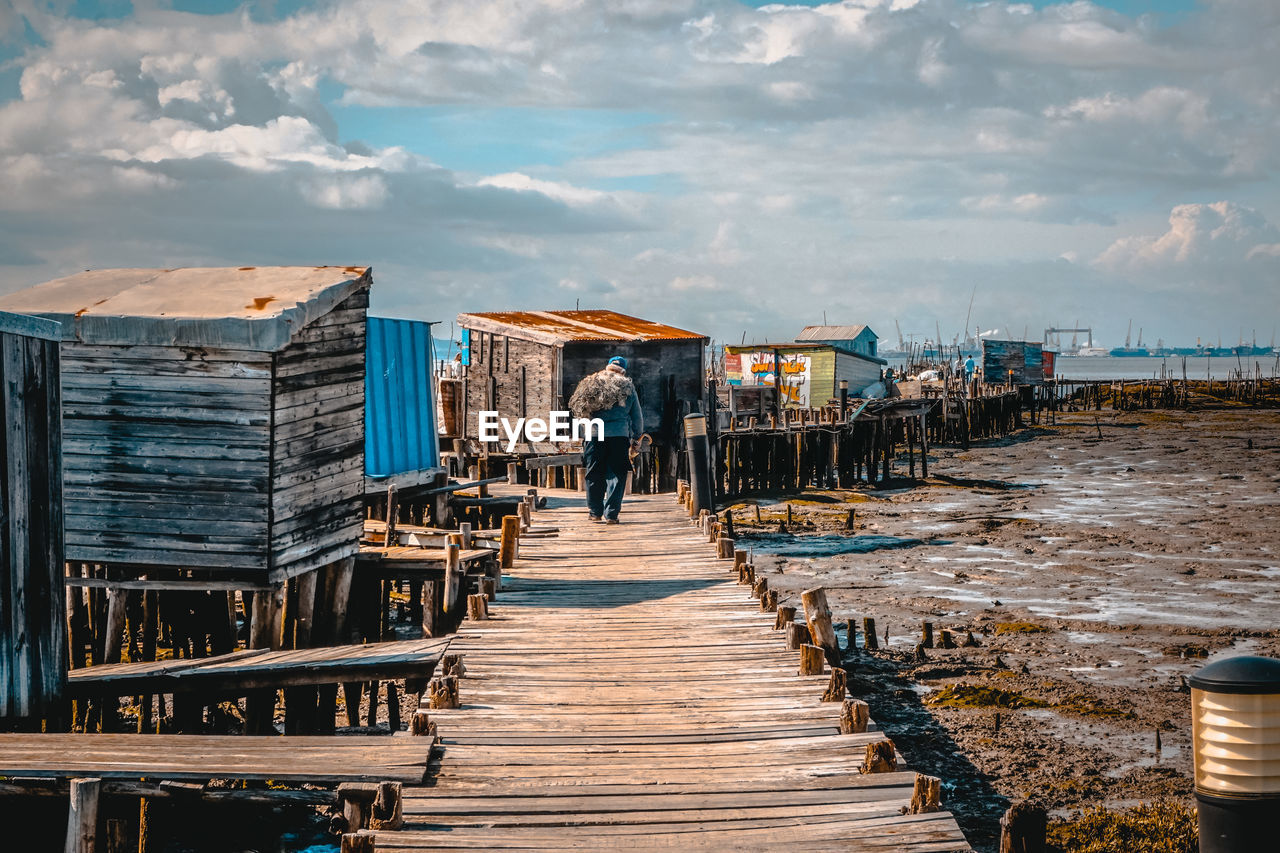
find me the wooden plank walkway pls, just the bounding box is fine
[0,733,431,784]
[66,637,452,697]
[378,492,971,851]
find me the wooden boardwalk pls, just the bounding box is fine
[379,492,971,851]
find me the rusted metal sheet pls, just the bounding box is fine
[457,310,707,345]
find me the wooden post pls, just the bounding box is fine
[751,577,767,601]
[383,484,398,546]
[800,587,840,666]
[499,515,519,570]
[999,802,1047,853]
[410,710,434,737]
[716,537,735,559]
[822,667,847,702]
[295,569,318,650]
[909,774,942,814]
[775,605,796,630]
[480,578,497,601]
[799,643,825,675]
[840,698,870,734]
[732,550,748,575]
[386,681,401,732]
[102,589,127,665]
[459,522,473,550]
[428,676,459,709]
[921,621,934,649]
[861,740,896,773]
[467,594,488,621]
[421,581,438,638]
[64,777,101,853]
[786,622,810,650]
[340,834,375,853]
[844,618,858,654]
[370,781,404,831]
[863,617,879,650]
[443,544,460,613]
[506,462,518,485]
[249,583,284,651]
[325,557,355,644]
[762,589,778,612]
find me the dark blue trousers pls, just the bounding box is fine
[583,436,631,520]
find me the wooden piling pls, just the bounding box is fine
[428,676,459,710]
[921,621,934,649]
[800,587,840,666]
[999,802,1047,853]
[64,777,101,853]
[467,594,488,621]
[775,605,796,630]
[840,698,870,734]
[785,622,810,650]
[499,516,519,570]
[861,740,896,774]
[908,774,942,814]
[863,617,878,650]
[822,667,847,701]
[799,644,825,675]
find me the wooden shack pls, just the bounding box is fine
[0,310,67,725]
[0,267,371,655]
[455,310,707,488]
[725,342,887,408]
[981,339,1046,386]
[794,324,881,359]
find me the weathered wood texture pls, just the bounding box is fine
[374,489,971,851]
[0,733,430,783]
[55,279,369,577]
[0,317,67,720]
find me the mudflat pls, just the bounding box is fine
[737,408,1280,851]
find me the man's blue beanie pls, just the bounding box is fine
[608,356,628,370]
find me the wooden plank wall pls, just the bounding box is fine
[461,334,555,441]
[559,340,704,447]
[0,328,67,720]
[60,344,272,571]
[269,287,368,578]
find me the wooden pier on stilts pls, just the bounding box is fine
[377,490,971,851]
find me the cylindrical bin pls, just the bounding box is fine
[1189,655,1280,853]
[683,413,712,518]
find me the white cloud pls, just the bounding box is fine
[1095,202,1280,272]
[301,174,389,210]
[476,172,609,207]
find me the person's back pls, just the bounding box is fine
[568,357,643,522]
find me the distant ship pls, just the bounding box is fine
[1109,320,1148,357]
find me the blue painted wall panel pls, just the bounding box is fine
[366,317,441,477]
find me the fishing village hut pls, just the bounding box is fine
[794,323,882,358]
[0,310,67,726]
[455,310,708,491]
[981,339,1049,386]
[0,266,372,664]
[724,340,888,410]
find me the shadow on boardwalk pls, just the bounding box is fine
[498,576,725,608]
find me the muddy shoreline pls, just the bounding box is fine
[732,408,1280,852]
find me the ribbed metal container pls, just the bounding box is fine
[365,316,441,478]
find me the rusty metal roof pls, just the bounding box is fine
[0,266,371,351]
[457,310,707,345]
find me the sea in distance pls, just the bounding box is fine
[890,354,1280,381]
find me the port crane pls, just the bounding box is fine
[1043,326,1094,349]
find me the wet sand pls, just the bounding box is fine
[734,409,1280,851]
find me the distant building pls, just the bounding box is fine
[795,324,880,359]
[724,341,887,408]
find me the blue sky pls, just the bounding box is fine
[0,0,1275,346]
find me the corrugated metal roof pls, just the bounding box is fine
[796,324,875,341]
[458,310,707,345]
[0,266,370,351]
[366,316,441,478]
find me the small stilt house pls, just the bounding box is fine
[0,266,371,653]
[0,310,66,724]
[455,310,708,490]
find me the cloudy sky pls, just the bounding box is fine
[1,0,1277,349]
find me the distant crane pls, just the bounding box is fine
[1124,319,1133,350]
[895,319,906,352]
[1043,326,1093,349]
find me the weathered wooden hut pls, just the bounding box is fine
[0,310,67,725]
[725,342,887,408]
[794,324,881,359]
[0,266,371,652]
[455,310,707,487]
[981,339,1046,386]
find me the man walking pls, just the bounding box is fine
[568,356,643,523]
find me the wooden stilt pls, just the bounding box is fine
[64,777,101,853]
